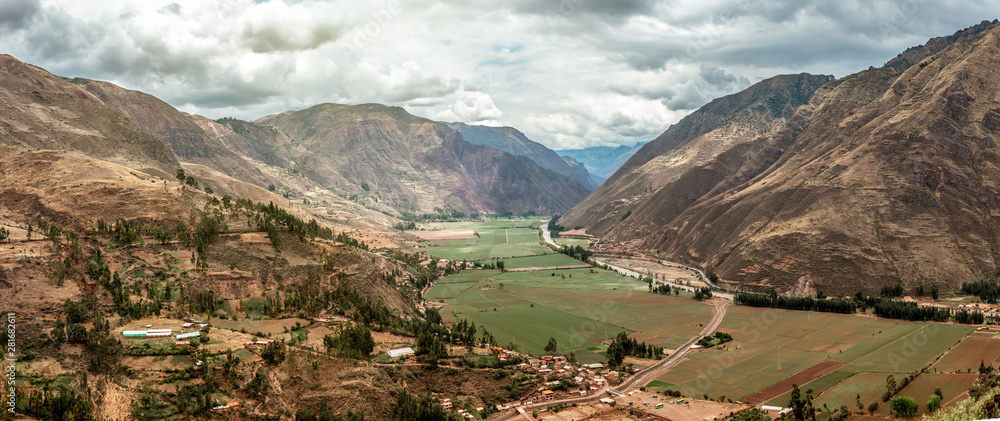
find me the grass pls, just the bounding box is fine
[645,380,677,393]
[476,253,584,269]
[813,372,903,411]
[555,238,591,248]
[418,227,552,260]
[426,224,717,362]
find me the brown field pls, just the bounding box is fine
[743,360,846,404]
[405,228,478,240]
[211,317,312,336]
[600,257,705,286]
[931,335,1000,373]
[876,373,976,417]
[613,394,747,421]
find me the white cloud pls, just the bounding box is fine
[1,0,998,149]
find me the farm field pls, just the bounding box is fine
[931,333,1000,373]
[481,253,586,270]
[875,373,976,417]
[813,372,906,411]
[429,254,716,359]
[654,305,975,403]
[554,237,591,248]
[415,226,551,260]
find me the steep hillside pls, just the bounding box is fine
[446,122,598,189]
[556,143,646,180]
[192,115,400,230]
[72,78,275,188]
[600,21,1000,295]
[0,55,179,177]
[257,103,590,214]
[560,73,833,235]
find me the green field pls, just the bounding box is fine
[417,227,551,260]
[476,253,586,269]
[427,228,717,361]
[931,334,1000,372]
[656,305,975,402]
[555,237,591,248]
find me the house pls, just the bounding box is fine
[441,399,452,410]
[541,390,555,401]
[182,323,194,328]
[388,347,415,358]
[175,341,190,346]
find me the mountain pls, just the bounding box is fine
[559,155,605,186]
[257,103,590,215]
[556,142,646,181]
[446,122,598,189]
[559,72,833,235]
[0,54,180,177]
[71,78,276,188]
[567,20,1000,295]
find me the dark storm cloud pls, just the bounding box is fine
[0,0,41,30]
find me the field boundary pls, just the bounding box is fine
[742,360,847,404]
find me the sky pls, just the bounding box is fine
[1,0,997,149]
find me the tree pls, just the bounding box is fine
[0,227,8,243]
[606,340,625,368]
[856,393,863,411]
[885,374,897,397]
[932,284,939,300]
[544,337,557,354]
[260,341,286,365]
[926,394,941,412]
[323,323,374,359]
[176,168,186,184]
[889,396,918,416]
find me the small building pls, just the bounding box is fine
[175,341,191,346]
[541,390,555,401]
[147,329,172,338]
[585,363,604,370]
[122,330,147,338]
[175,331,201,340]
[599,398,615,404]
[182,323,194,328]
[441,399,452,410]
[388,347,415,358]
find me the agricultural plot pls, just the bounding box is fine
[655,305,974,402]
[555,237,591,248]
[418,227,551,260]
[813,372,906,411]
[430,261,716,360]
[931,334,1000,373]
[482,253,586,270]
[875,373,976,417]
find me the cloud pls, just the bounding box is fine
[0,0,41,30]
[239,1,347,53]
[1,0,998,150]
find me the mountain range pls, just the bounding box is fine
[561,19,1000,295]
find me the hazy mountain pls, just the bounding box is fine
[556,143,646,181]
[257,103,590,215]
[565,21,1000,295]
[446,122,598,189]
[559,72,833,236]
